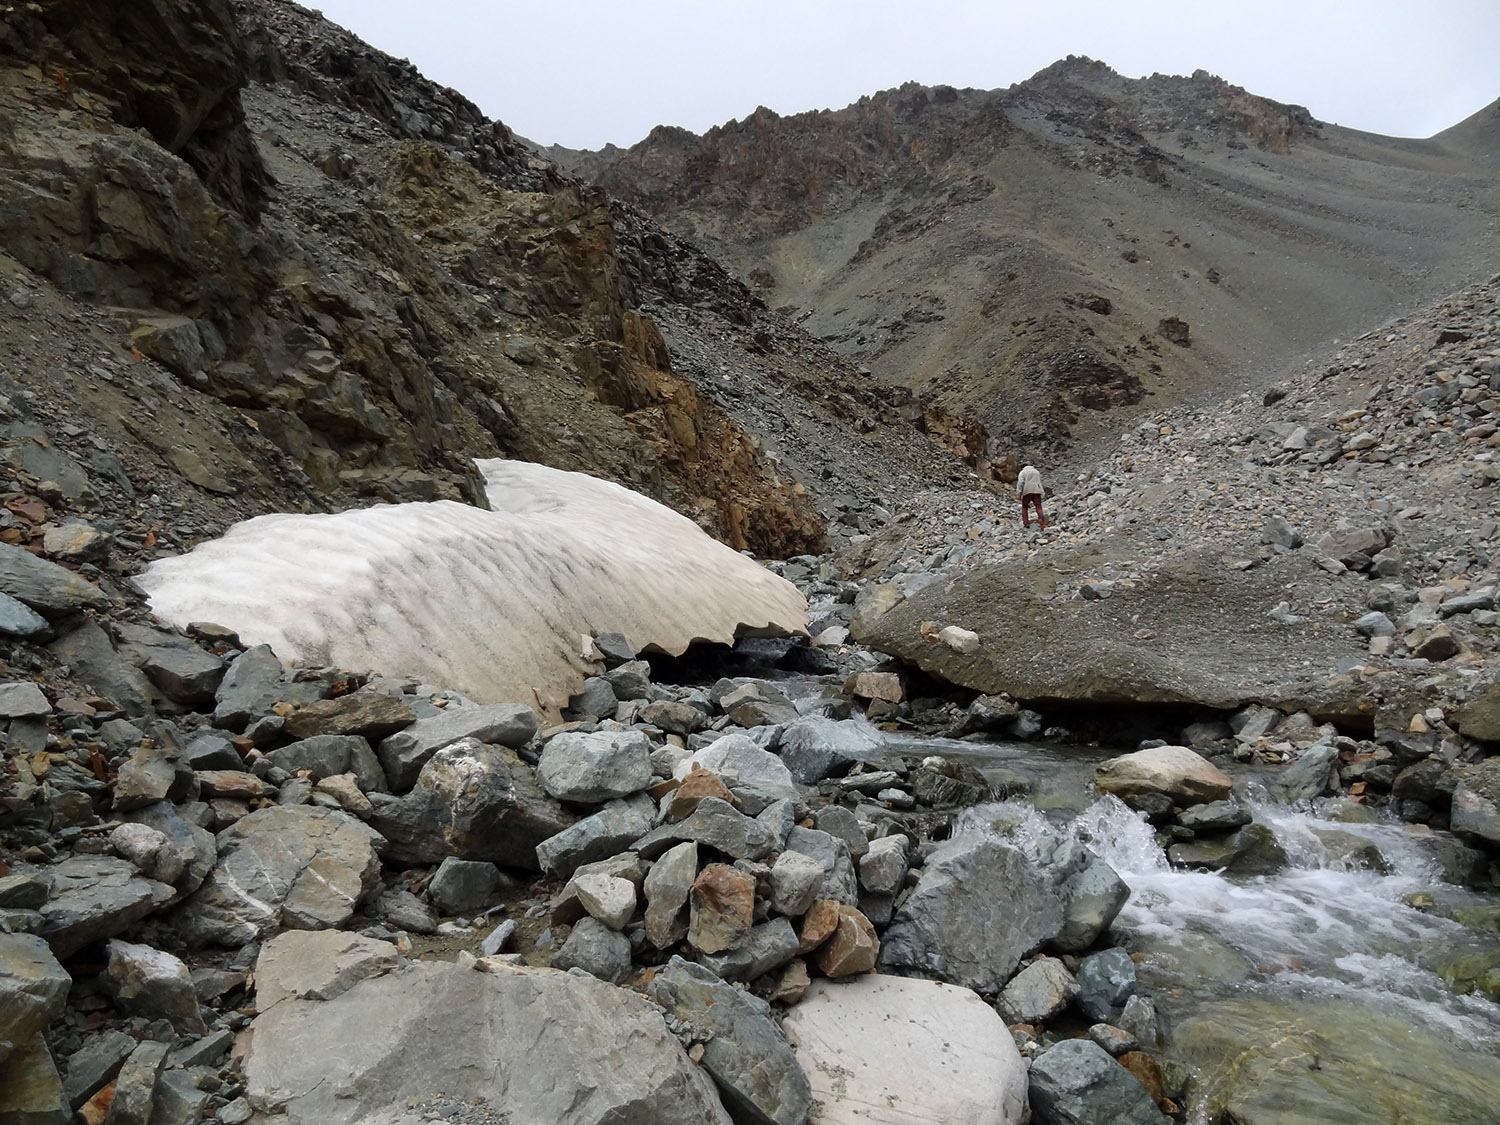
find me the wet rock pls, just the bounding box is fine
[1450,759,1500,848]
[370,739,571,868]
[376,702,538,792]
[282,692,416,741]
[644,840,697,948]
[648,956,812,1125]
[174,805,383,946]
[785,974,1027,1125]
[1168,822,1288,875]
[426,858,505,916]
[878,836,1064,991]
[36,856,174,959]
[247,957,729,1124]
[1028,1037,1166,1125]
[552,916,632,983]
[0,933,71,1062]
[1270,740,1340,803]
[537,729,652,802]
[1176,800,1252,832]
[102,940,206,1036]
[1094,745,1232,808]
[1032,834,1130,955]
[536,793,655,878]
[998,955,1078,1023]
[1075,948,1138,1022]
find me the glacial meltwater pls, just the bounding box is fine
[887,733,1500,1125]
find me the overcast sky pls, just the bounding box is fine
[306,0,1499,150]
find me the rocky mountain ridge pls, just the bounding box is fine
[560,59,1500,466]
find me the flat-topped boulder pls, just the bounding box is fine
[139,460,808,718]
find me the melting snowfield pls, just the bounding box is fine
[138,460,808,715]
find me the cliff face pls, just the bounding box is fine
[0,0,976,556]
[560,59,1500,467]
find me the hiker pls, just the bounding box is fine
[1017,464,1046,529]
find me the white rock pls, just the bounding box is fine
[573,873,636,931]
[938,625,980,653]
[783,975,1027,1125]
[138,461,808,718]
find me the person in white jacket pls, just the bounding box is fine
[1016,464,1046,530]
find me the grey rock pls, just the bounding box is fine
[0,933,70,1062]
[106,1039,169,1125]
[374,889,438,935]
[1316,524,1394,566]
[36,856,174,959]
[594,632,636,667]
[0,1034,70,1125]
[769,850,824,916]
[567,676,617,721]
[1032,834,1130,955]
[640,699,704,736]
[778,716,881,784]
[182,732,241,772]
[0,590,50,639]
[998,956,1078,1024]
[1168,823,1289,875]
[371,739,570,868]
[1075,948,1138,1022]
[551,916,632,983]
[102,940,205,1036]
[1180,720,1231,748]
[603,660,653,701]
[857,835,908,896]
[696,917,800,982]
[244,958,729,1125]
[114,745,194,811]
[1354,611,1396,638]
[1450,759,1500,848]
[0,540,107,617]
[146,1066,210,1125]
[572,873,636,931]
[1176,800,1252,832]
[122,802,217,897]
[1229,704,1282,742]
[1116,995,1162,1049]
[49,622,157,716]
[376,703,538,792]
[0,873,49,910]
[537,729,652,802]
[782,826,859,905]
[212,645,288,731]
[633,796,778,863]
[1028,1038,1166,1124]
[813,805,869,860]
[536,793,656,878]
[680,734,799,809]
[648,956,812,1125]
[1439,590,1495,618]
[644,841,698,948]
[61,1029,137,1110]
[0,682,50,720]
[1271,740,1340,803]
[122,636,224,706]
[109,823,185,886]
[174,806,383,947]
[281,693,416,741]
[878,836,1064,992]
[480,919,516,956]
[1260,516,1303,549]
[427,858,505,916]
[269,734,387,793]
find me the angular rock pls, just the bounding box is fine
[573,872,636,931]
[536,729,652,802]
[0,590,50,639]
[689,863,756,954]
[109,822,185,886]
[0,933,70,1062]
[1094,745,1232,808]
[603,660,653,701]
[567,676,618,721]
[36,856,174,959]
[1451,759,1500,848]
[282,693,416,741]
[536,793,655,878]
[814,905,879,978]
[813,806,868,860]
[1453,683,1500,743]
[644,840,698,948]
[114,744,193,811]
[369,739,571,868]
[268,734,387,793]
[1075,948,1138,1022]
[374,888,437,934]
[0,540,107,617]
[0,1035,70,1125]
[315,773,373,817]
[640,699,704,735]
[1168,823,1289,875]
[858,835,908,896]
[254,931,403,1012]
[246,957,729,1124]
[49,622,157,716]
[0,681,50,720]
[782,826,859,905]
[696,918,800,982]
[122,801,217,897]
[1270,740,1340,804]
[769,850,825,916]
[778,716,881,784]
[102,940,205,1036]
[878,836,1064,992]
[1176,800,1252,832]
[426,858,505,916]
[552,916,632,983]
[174,805,383,947]
[798,899,842,954]
[60,1029,136,1111]
[1030,1039,1166,1124]
[633,796,777,862]
[376,702,538,792]
[668,767,738,820]
[998,956,1078,1024]
[1032,834,1132,955]
[648,956,812,1125]
[125,639,225,706]
[212,645,288,731]
[783,975,1028,1125]
[678,734,799,809]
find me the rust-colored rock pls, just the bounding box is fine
[813,905,879,977]
[283,694,416,741]
[687,863,754,954]
[1119,1050,1167,1107]
[194,770,274,800]
[668,766,736,820]
[843,671,903,704]
[797,899,842,954]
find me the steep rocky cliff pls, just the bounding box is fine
[561,59,1500,467]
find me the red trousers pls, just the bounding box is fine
[1021,494,1045,529]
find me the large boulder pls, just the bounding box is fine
[101,940,205,1036]
[369,739,572,868]
[850,547,1371,719]
[1450,759,1500,849]
[777,717,881,784]
[536,729,652,802]
[878,836,1063,992]
[35,856,175,959]
[140,461,809,718]
[0,540,108,617]
[173,806,383,947]
[0,934,71,1063]
[1028,1038,1167,1124]
[244,955,731,1125]
[1094,746,1233,808]
[647,956,811,1125]
[783,975,1028,1125]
